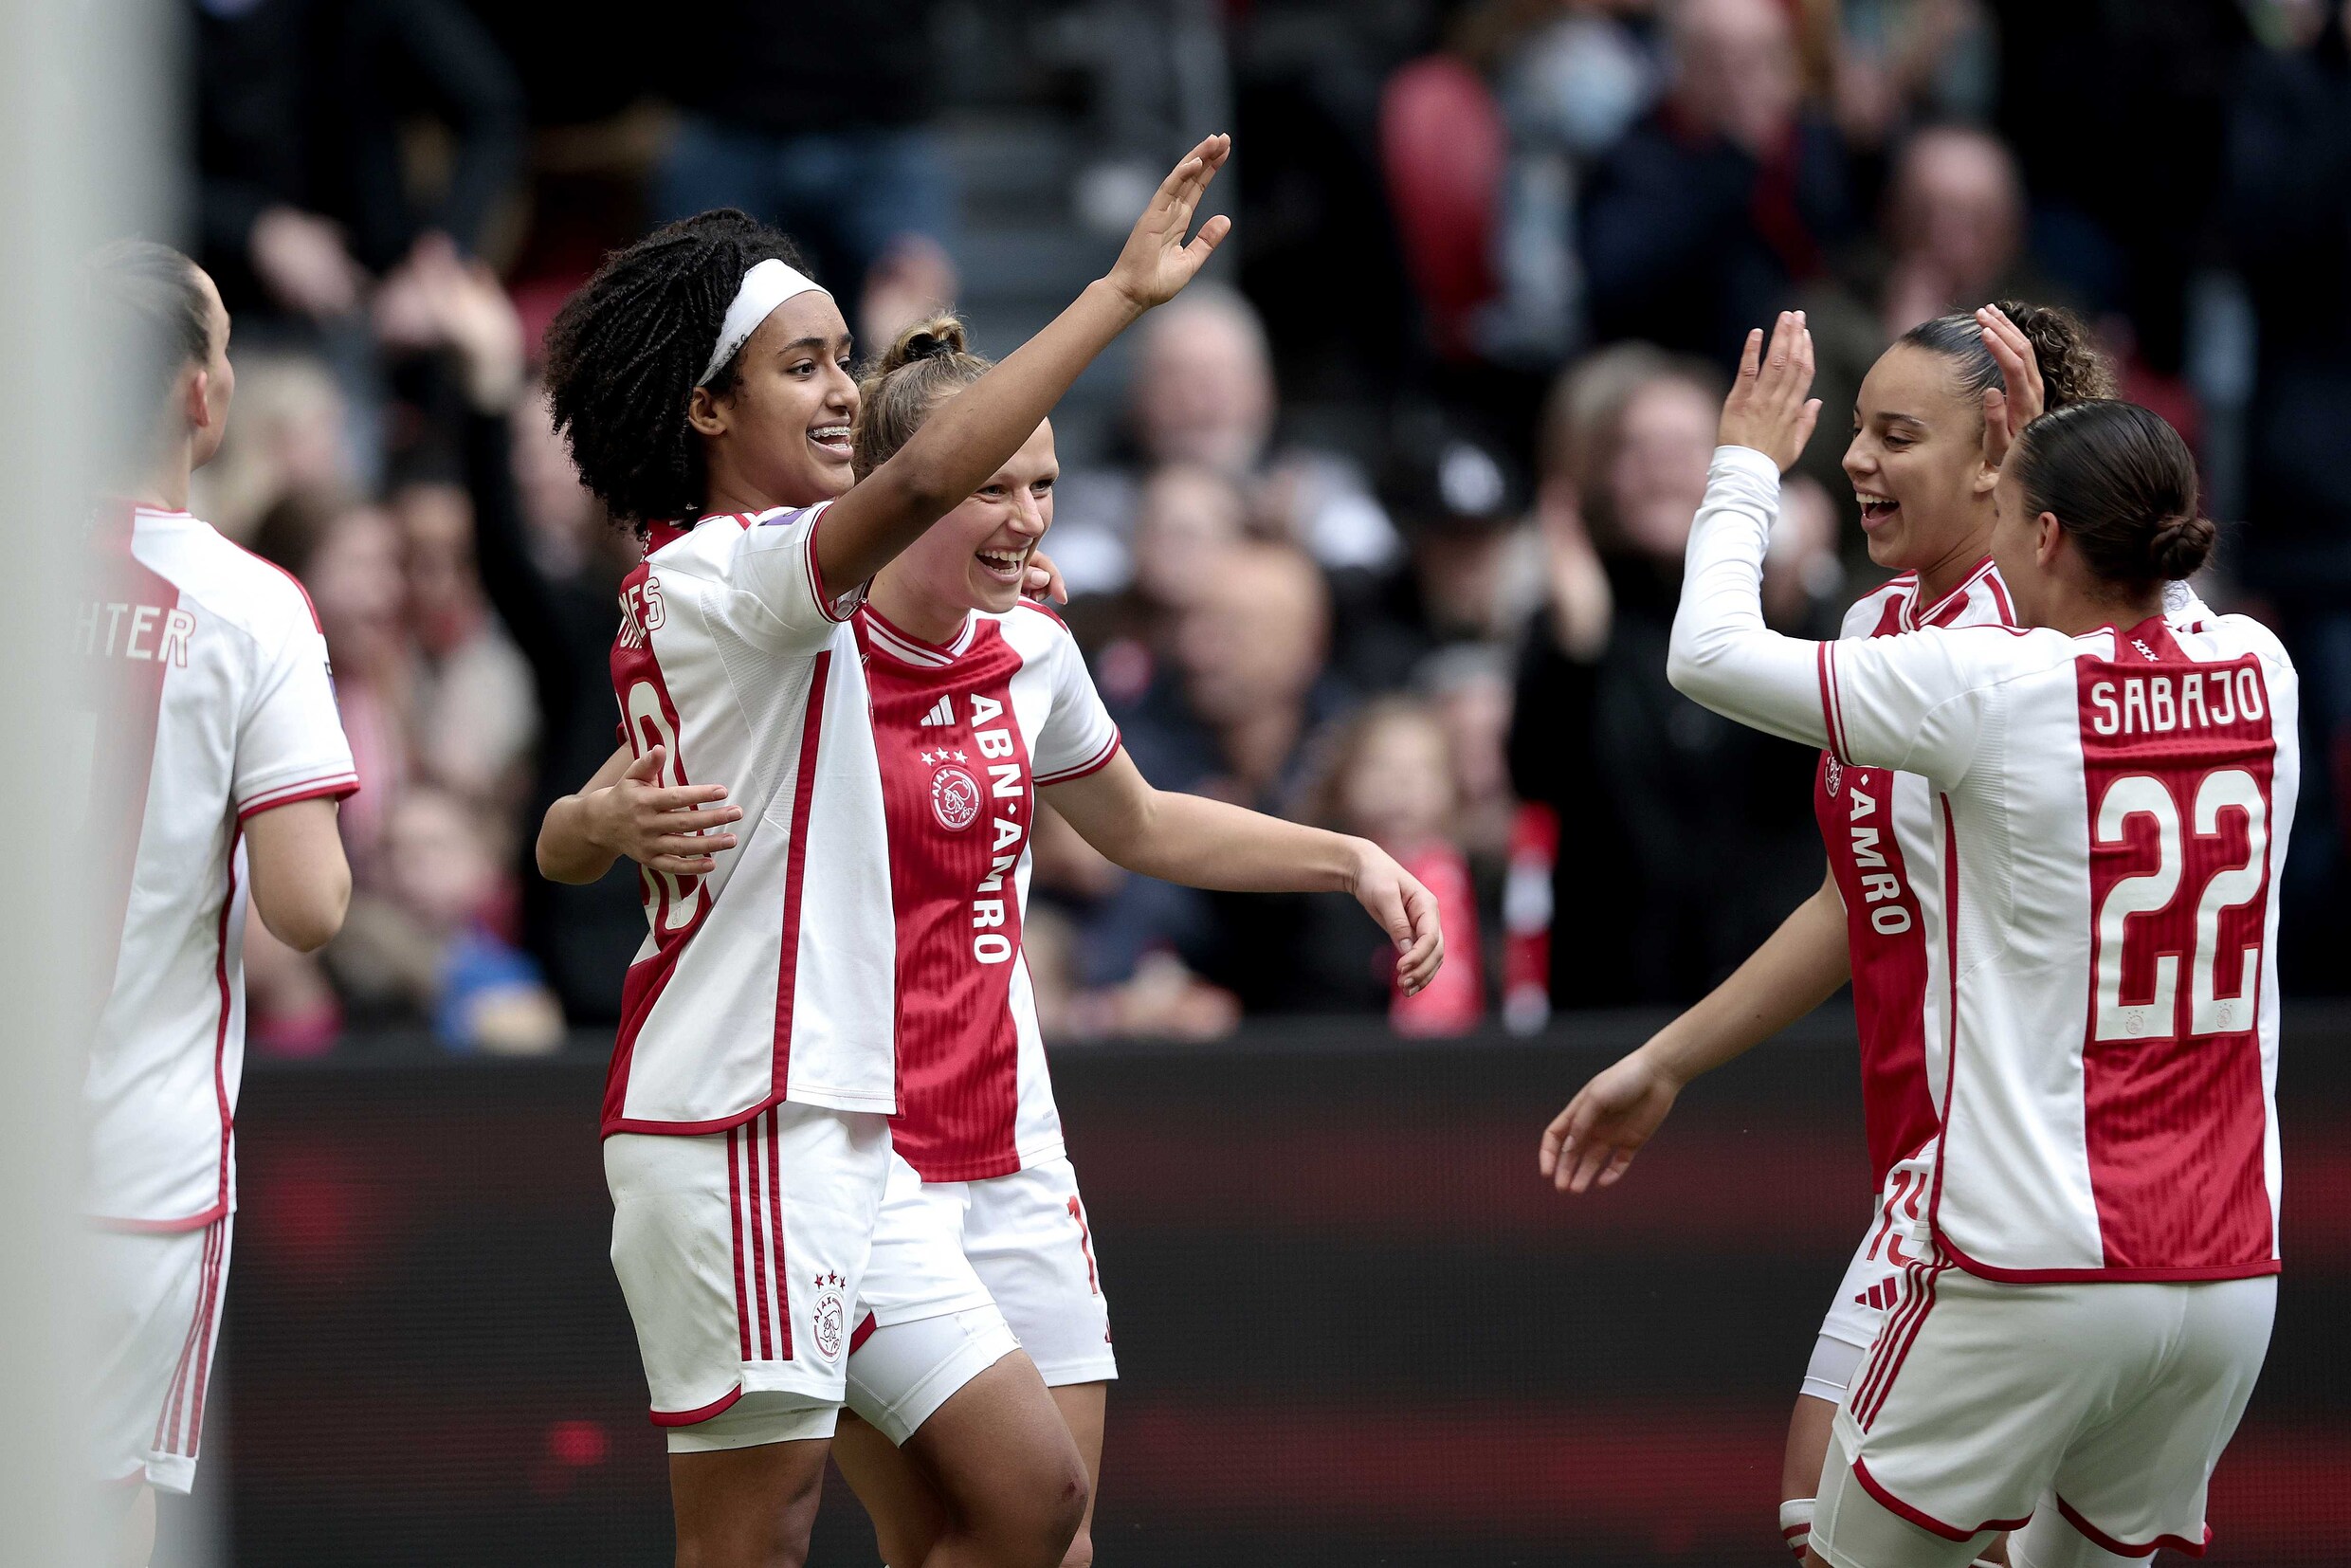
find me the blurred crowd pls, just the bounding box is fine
[185,0,2351,1052]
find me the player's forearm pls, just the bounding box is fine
[816,280,1141,594]
[1639,873,1850,1086]
[1667,446,1833,752]
[537,790,622,884]
[1056,776,1364,895]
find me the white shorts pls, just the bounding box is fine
[89,1214,233,1494]
[847,1156,1116,1445]
[1813,1261,2275,1568]
[605,1104,891,1453]
[1804,1152,1935,1406]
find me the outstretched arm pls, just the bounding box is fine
[1539,868,1848,1193]
[811,137,1231,598]
[1043,752,1444,994]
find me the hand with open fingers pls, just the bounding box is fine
[1350,842,1446,995]
[1538,1049,1684,1194]
[586,746,743,877]
[1023,547,1069,605]
[1716,310,1822,473]
[1103,134,1234,313]
[1976,303,2045,470]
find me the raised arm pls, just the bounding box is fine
[1042,751,1443,995]
[810,137,1231,599]
[1540,866,1848,1193]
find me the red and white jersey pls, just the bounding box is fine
[1817,560,2015,1183]
[856,601,1121,1182]
[82,505,357,1229]
[606,505,897,1135]
[1679,447,2296,1281]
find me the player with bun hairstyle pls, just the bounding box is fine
[80,241,358,1568]
[1540,300,2126,1564]
[564,310,1444,1568]
[535,139,1232,1568]
[1664,312,2293,1568]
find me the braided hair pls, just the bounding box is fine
[542,210,816,532]
[1897,300,2115,416]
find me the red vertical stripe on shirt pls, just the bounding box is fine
[770,652,832,1101]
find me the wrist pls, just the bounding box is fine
[1634,1033,1697,1091]
[1088,274,1152,324]
[576,788,621,854]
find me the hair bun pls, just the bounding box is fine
[2147,512,2216,580]
[878,313,970,377]
[1991,300,2116,410]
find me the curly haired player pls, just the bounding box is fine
[534,140,1232,1568]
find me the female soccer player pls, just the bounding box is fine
[535,137,1233,1568]
[555,314,1445,1568]
[1669,312,2291,1568]
[1540,300,2114,1564]
[82,242,357,1568]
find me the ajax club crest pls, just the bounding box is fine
[811,1270,847,1359]
[1823,757,1845,798]
[924,750,981,832]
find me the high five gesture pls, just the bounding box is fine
[1716,309,1820,473]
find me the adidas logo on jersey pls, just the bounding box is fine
[1854,1278,1902,1312]
[919,695,955,727]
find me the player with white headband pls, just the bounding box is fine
[536,137,1232,1568]
[553,309,1447,1568]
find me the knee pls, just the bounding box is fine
[995,1453,1088,1568]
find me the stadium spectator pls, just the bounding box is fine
[193,0,526,320]
[333,787,564,1052]
[1794,122,2061,553]
[372,231,649,1021]
[1336,419,1537,694]
[389,477,537,806]
[1062,543,1356,1012]
[1471,0,1662,363]
[650,0,960,345]
[2225,6,2351,987]
[1508,342,1831,1005]
[1065,462,1249,704]
[1052,285,1400,593]
[1310,697,1489,1030]
[1579,0,1855,364]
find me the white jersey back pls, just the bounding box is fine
[1680,447,2296,1281]
[605,505,896,1135]
[82,505,357,1229]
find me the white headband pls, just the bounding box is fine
[698,258,827,386]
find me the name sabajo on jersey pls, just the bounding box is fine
[924,691,1027,965]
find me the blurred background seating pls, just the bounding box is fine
[182,0,2351,1056]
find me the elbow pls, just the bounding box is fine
[272,875,351,955]
[1664,629,1710,701]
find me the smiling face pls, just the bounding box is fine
[690,291,859,510]
[886,418,1058,623]
[1843,342,1996,580]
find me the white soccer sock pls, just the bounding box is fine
[1779,1498,1815,1562]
